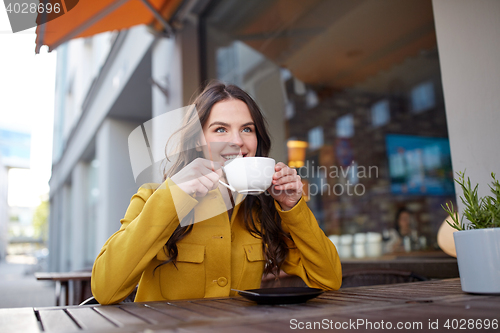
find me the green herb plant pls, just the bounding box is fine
[442,171,500,231]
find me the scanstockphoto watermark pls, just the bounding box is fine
[267,161,379,198]
[290,318,424,330]
[290,318,499,330]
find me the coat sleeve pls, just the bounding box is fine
[277,197,342,290]
[91,179,198,305]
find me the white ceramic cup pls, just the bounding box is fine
[366,232,383,257]
[218,157,276,195]
[339,234,353,259]
[353,233,367,258]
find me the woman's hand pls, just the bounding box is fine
[268,162,303,211]
[171,158,223,198]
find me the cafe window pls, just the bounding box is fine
[201,0,455,257]
[371,99,391,127]
[411,81,436,113]
[306,90,320,109]
[308,126,324,151]
[336,114,354,138]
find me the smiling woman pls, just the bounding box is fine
[91,81,342,305]
[200,99,258,165]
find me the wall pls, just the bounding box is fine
[0,162,7,260]
[50,26,154,197]
[49,26,155,271]
[433,0,500,208]
[95,118,142,255]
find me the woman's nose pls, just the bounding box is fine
[229,132,244,147]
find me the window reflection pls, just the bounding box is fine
[308,126,324,150]
[336,114,354,138]
[411,81,436,113]
[371,99,390,127]
[202,0,456,257]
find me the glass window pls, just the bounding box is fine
[202,0,455,256]
[336,114,354,138]
[411,81,436,113]
[308,126,324,150]
[371,99,391,127]
[305,90,319,109]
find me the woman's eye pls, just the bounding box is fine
[215,127,226,133]
[242,127,252,133]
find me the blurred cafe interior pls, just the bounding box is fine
[202,0,455,258]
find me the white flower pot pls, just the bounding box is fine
[453,228,500,294]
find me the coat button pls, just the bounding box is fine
[217,277,228,287]
[231,232,235,242]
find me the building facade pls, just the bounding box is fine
[48,0,500,271]
[0,128,32,260]
[0,157,7,260]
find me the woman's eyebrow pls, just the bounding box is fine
[209,121,230,128]
[208,121,255,128]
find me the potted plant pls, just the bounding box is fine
[442,171,500,294]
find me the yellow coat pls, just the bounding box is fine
[92,179,342,305]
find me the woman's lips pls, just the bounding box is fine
[221,153,247,161]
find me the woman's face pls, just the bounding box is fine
[398,211,411,236]
[200,99,258,165]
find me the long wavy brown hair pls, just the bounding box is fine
[158,81,290,276]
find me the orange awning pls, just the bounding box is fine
[35,0,183,53]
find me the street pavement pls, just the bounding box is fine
[0,256,55,308]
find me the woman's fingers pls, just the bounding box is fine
[273,164,299,187]
[267,162,303,211]
[196,173,214,189]
[202,170,222,191]
[274,162,287,173]
[273,164,296,178]
[193,161,222,194]
[273,174,300,186]
[172,158,223,197]
[274,179,302,191]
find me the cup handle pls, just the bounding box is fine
[218,165,236,192]
[219,180,236,192]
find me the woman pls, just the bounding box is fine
[386,208,419,253]
[91,81,341,304]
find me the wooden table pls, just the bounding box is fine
[342,251,460,279]
[34,271,92,306]
[2,279,499,333]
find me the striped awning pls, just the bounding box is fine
[35,0,183,53]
